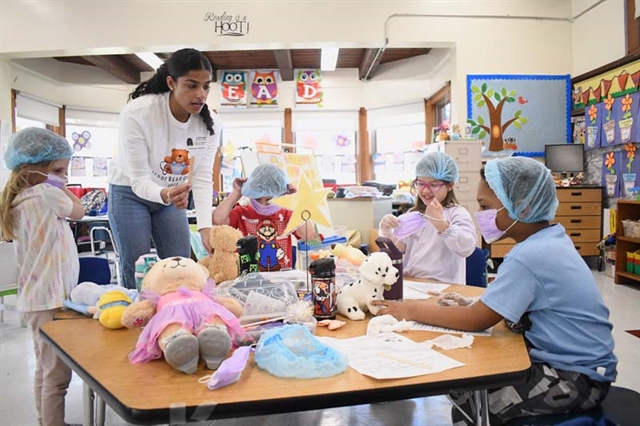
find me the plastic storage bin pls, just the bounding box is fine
[215,273,299,325]
[297,235,347,271]
[621,219,640,239]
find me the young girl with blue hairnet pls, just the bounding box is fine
[378,151,477,284]
[213,164,315,272]
[0,127,85,426]
[373,157,617,424]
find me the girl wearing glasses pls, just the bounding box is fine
[378,151,476,284]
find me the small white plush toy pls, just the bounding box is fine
[337,252,399,321]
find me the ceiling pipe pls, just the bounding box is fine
[362,0,608,81]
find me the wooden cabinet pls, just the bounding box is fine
[490,187,603,260]
[615,200,640,285]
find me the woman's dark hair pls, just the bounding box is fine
[480,167,486,181]
[129,48,215,135]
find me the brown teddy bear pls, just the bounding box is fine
[121,256,245,374]
[199,225,243,283]
[163,148,190,175]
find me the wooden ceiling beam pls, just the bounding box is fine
[82,55,140,84]
[359,48,384,81]
[273,50,294,81]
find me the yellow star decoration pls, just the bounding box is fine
[270,173,332,235]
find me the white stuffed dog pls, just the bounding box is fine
[337,252,399,321]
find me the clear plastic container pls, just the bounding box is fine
[216,273,299,325]
[297,236,347,271]
[621,219,640,239]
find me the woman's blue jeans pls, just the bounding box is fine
[108,184,190,289]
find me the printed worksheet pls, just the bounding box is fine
[402,280,450,300]
[319,333,465,380]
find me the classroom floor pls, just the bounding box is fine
[1,268,638,426]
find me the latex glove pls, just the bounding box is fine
[436,292,477,307]
[379,214,400,237]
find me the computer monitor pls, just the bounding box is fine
[544,143,585,174]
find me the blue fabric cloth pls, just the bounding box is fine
[108,184,190,289]
[481,224,617,382]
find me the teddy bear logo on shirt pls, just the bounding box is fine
[160,148,190,175]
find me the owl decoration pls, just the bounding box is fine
[251,70,278,106]
[221,71,247,107]
[295,69,323,106]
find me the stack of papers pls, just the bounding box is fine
[318,333,465,380]
[402,280,450,300]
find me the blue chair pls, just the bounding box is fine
[78,257,111,285]
[465,247,489,288]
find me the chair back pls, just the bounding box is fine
[465,247,489,288]
[0,241,19,293]
[78,257,111,285]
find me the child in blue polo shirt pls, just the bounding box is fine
[373,157,617,424]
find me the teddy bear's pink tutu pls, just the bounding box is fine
[129,287,244,364]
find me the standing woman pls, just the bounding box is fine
[108,48,220,289]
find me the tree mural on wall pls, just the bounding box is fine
[467,84,529,151]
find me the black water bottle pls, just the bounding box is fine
[309,257,337,320]
[237,235,258,276]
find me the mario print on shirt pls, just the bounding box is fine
[161,148,190,175]
[256,219,285,271]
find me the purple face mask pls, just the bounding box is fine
[474,207,518,244]
[393,211,428,239]
[199,346,252,390]
[28,171,66,188]
[250,198,280,216]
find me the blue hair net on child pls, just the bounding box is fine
[416,152,459,183]
[242,164,289,199]
[483,157,559,223]
[255,324,348,379]
[4,127,73,170]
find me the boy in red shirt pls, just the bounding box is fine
[213,164,315,271]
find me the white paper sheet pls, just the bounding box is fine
[318,333,465,380]
[403,280,450,300]
[408,322,493,337]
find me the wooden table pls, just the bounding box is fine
[40,284,530,426]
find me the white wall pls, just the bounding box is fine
[572,0,626,76]
[1,0,575,123]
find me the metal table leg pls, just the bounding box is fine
[83,383,95,426]
[96,394,106,426]
[472,389,489,426]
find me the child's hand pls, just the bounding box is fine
[232,177,247,195]
[426,198,449,233]
[370,299,418,321]
[426,197,444,221]
[379,214,400,236]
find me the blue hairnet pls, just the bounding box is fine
[255,324,348,379]
[242,164,289,198]
[4,127,73,170]
[416,152,459,183]
[484,157,559,223]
